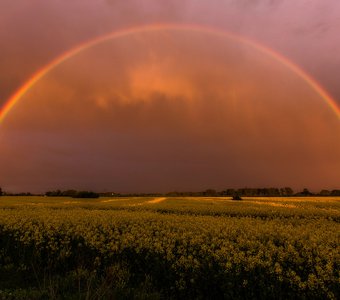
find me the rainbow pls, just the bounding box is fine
[0,23,339,123]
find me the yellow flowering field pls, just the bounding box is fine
[0,196,339,299]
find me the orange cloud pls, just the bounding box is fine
[0,30,339,193]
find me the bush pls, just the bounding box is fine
[232,194,242,201]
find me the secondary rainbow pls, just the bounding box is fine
[1,23,339,123]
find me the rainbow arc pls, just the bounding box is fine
[0,23,339,123]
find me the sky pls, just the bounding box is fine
[0,0,339,193]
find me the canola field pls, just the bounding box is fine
[0,196,339,299]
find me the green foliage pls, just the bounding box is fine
[0,196,339,299]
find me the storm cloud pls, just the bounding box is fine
[0,1,339,193]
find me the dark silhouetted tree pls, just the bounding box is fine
[331,190,340,196]
[319,190,331,196]
[284,187,294,196]
[73,191,99,198]
[203,189,217,196]
[296,188,313,196]
[62,190,78,197]
[221,189,235,196]
[46,190,62,197]
[232,194,242,200]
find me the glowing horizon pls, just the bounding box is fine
[0,23,339,125]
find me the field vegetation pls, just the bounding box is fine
[0,196,339,299]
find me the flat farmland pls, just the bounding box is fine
[0,196,339,299]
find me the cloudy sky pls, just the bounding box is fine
[0,0,339,193]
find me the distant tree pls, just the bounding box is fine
[203,189,217,196]
[296,188,313,196]
[166,191,180,197]
[73,191,99,198]
[62,190,78,197]
[319,190,331,196]
[284,187,294,197]
[269,188,280,196]
[331,190,340,196]
[232,194,242,201]
[46,190,63,197]
[99,192,121,197]
[221,189,235,196]
[0,187,2,196]
[303,188,313,196]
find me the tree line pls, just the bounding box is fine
[42,187,337,198]
[162,188,340,197]
[45,190,99,198]
[0,187,339,197]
